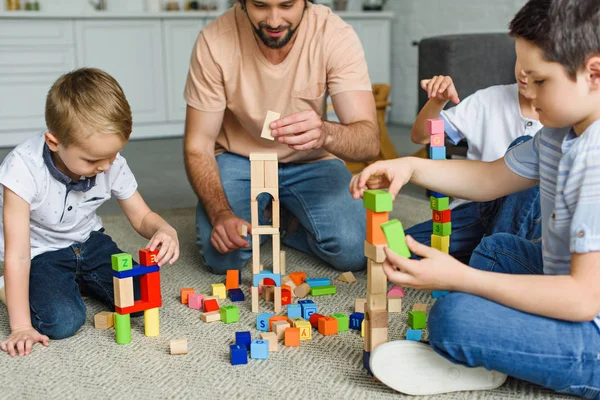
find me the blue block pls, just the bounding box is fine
[256,312,274,332]
[299,300,318,320]
[250,340,269,359]
[406,329,423,341]
[230,344,248,365]
[430,191,447,198]
[112,265,159,279]
[305,278,331,287]
[429,146,446,160]
[287,304,301,319]
[363,350,372,375]
[252,271,281,287]
[432,290,450,299]
[350,312,365,330]
[228,288,245,302]
[298,300,315,306]
[235,331,251,347]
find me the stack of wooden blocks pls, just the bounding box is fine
[249,152,284,313]
[112,248,162,344]
[428,118,451,299]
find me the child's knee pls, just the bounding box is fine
[428,293,474,345]
[32,303,86,340]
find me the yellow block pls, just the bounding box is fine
[431,234,450,252]
[295,320,312,341]
[211,283,227,300]
[144,307,160,337]
[361,319,365,337]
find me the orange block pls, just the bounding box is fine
[318,316,339,336]
[281,285,292,305]
[284,327,300,347]
[289,272,307,286]
[366,210,389,245]
[180,288,194,304]
[269,315,289,331]
[225,270,239,290]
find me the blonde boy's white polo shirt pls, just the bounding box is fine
[0,133,137,260]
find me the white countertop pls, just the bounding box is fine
[0,10,394,19]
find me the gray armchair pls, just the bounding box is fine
[417,33,517,158]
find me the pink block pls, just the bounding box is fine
[387,286,405,298]
[427,118,444,135]
[188,293,206,310]
[430,133,444,147]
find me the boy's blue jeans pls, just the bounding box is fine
[195,153,367,275]
[428,234,600,398]
[29,229,140,340]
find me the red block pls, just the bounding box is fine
[203,298,219,313]
[432,209,451,224]
[141,271,161,303]
[139,248,159,266]
[263,278,276,286]
[281,285,292,305]
[115,298,162,315]
[309,313,326,328]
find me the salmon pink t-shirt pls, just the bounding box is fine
[184,3,372,163]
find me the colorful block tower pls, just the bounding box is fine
[112,248,162,344]
[250,152,282,313]
[428,118,450,299]
[362,189,393,372]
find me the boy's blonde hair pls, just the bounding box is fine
[45,68,132,147]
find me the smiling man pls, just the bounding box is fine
[184,0,379,274]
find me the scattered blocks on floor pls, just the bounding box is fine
[114,313,131,345]
[256,312,274,331]
[212,283,226,300]
[201,310,221,323]
[180,288,194,304]
[408,310,427,329]
[268,315,289,332]
[363,189,393,212]
[228,288,244,302]
[260,331,279,352]
[432,290,450,298]
[318,316,338,336]
[305,278,330,287]
[355,298,367,313]
[284,327,301,347]
[299,299,318,320]
[250,340,269,360]
[337,271,357,283]
[387,297,402,313]
[387,286,405,298]
[230,344,248,365]
[226,269,239,290]
[287,304,302,319]
[94,311,114,330]
[252,271,281,287]
[309,313,325,328]
[235,331,252,347]
[350,312,364,331]
[220,305,240,324]
[203,298,219,313]
[331,313,349,332]
[413,303,428,312]
[281,285,293,305]
[289,271,307,286]
[294,320,312,340]
[406,329,423,341]
[261,285,275,301]
[272,321,291,340]
[170,338,188,355]
[310,285,337,296]
[188,293,205,310]
[294,283,311,298]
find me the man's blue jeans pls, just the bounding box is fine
[29,229,140,339]
[428,234,600,398]
[195,153,366,274]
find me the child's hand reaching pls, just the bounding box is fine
[1,326,49,357]
[421,75,461,104]
[349,158,413,200]
[146,227,179,267]
[383,235,469,291]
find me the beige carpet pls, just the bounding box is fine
[0,195,567,399]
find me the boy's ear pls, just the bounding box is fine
[586,55,600,91]
[44,131,60,152]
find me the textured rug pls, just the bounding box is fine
[0,194,567,399]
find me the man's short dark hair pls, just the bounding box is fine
[509,0,600,79]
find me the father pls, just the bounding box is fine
[183,0,379,274]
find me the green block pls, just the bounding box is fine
[380,219,411,258]
[310,285,337,296]
[408,310,427,330]
[331,313,349,332]
[114,313,131,345]
[432,222,452,236]
[112,253,133,272]
[363,189,393,212]
[220,305,239,324]
[430,196,449,211]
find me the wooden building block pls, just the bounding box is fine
[406,329,423,341]
[433,222,452,236]
[366,210,389,245]
[111,253,133,272]
[350,312,364,330]
[355,298,367,313]
[309,313,326,328]
[367,260,387,294]
[170,338,188,355]
[367,309,388,328]
[280,251,286,275]
[310,285,337,296]
[113,277,134,308]
[430,196,450,211]
[413,303,428,312]
[251,286,259,313]
[432,209,451,224]
[237,224,248,237]
[369,327,388,351]
[212,283,227,300]
[200,310,221,323]
[337,271,357,283]
[264,160,278,187]
[408,310,427,329]
[220,305,240,324]
[261,285,275,301]
[294,283,311,298]
[203,298,219,313]
[331,313,349,331]
[294,320,312,340]
[274,286,282,313]
[289,272,307,286]
[431,234,450,253]
[281,285,293,305]
[180,288,194,304]
[430,133,444,147]
[364,241,386,263]
[144,307,159,337]
[272,320,291,340]
[318,316,338,336]
[261,110,281,140]
[138,248,159,266]
[250,152,278,161]
[188,293,205,310]
[268,315,289,331]
[284,327,301,347]
[114,313,131,345]
[260,331,279,352]
[251,159,265,188]
[387,297,402,313]
[387,286,405,297]
[381,219,411,258]
[230,344,248,365]
[429,146,446,160]
[363,189,393,212]
[94,311,114,330]
[141,270,161,303]
[427,118,444,135]
[251,202,260,231]
[281,275,297,290]
[367,293,387,310]
[250,340,269,359]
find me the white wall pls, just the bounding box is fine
[384,0,528,125]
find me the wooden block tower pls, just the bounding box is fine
[250,152,282,313]
[428,118,450,298]
[112,248,162,344]
[362,189,394,372]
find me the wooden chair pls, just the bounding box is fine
[345,84,399,173]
